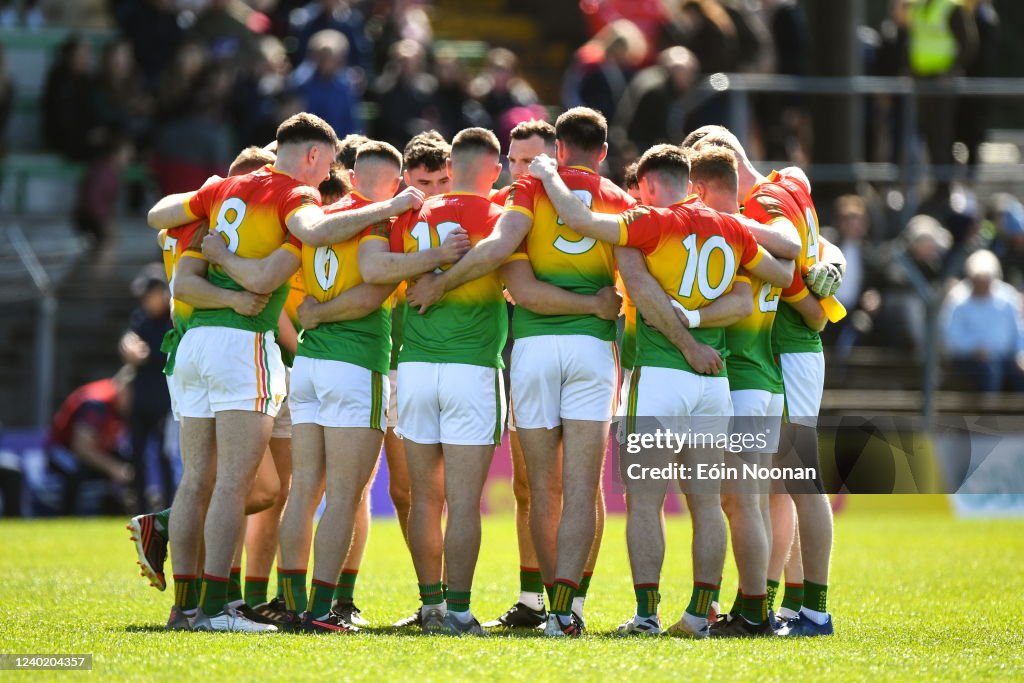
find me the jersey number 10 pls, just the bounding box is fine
[677,234,735,299]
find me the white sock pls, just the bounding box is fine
[778,606,799,620]
[448,609,473,623]
[682,611,708,628]
[183,608,198,617]
[800,607,828,625]
[519,591,544,611]
[571,596,585,619]
[421,601,447,617]
[710,601,721,617]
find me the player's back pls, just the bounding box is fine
[505,166,635,341]
[393,192,508,368]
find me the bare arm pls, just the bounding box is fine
[70,424,132,483]
[202,234,300,294]
[616,246,723,375]
[171,256,270,315]
[747,251,796,289]
[277,310,299,356]
[500,259,622,319]
[358,232,470,285]
[405,210,533,311]
[788,292,828,332]
[691,280,753,328]
[530,154,625,244]
[736,214,801,260]
[297,285,396,329]
[287,187,424,247]
[147,191,197,230]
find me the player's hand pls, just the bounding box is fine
[407,272,444,313]
[804,262,843,298]
[231,291,271,317]
[681,342,723,376]
[201,174,223,189]
[393,186,425,213]
[296,295,321,330]
[118,331,150,366]
[529,154,558,180]
[202,232,229,264]
[591,286,623,320]
[439,227,471,263]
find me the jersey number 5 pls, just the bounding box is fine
[213,197,247,253]
[677,234,735,299]
[411,220,462,273]
[553,190,595,255]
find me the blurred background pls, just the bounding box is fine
[1,0,1023,517]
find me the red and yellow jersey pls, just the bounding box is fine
[489,184,511,206]
[391,192,519,368]
[505,166,635,341]
[741,168,824,354]
[181,165,319,333]
[296,191,393,374]
[616,274,637,370]
[619,196,765,376]
[158,220,207,328]
[724,269,784,393]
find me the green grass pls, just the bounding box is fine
[1,510,1023,681]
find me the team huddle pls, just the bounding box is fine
[127,106,845,639]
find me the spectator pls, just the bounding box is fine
[756,0,811,160]
[187,0,263,67]
[579,0,670,63]
[290,0,372,77]
[834,194,871,311]
[292,29,362,138]
[986,193,1024,288]
[0,45,13,158]
[955,0,998,177]
[367,0,433,70]
[562,18,647,119]
[433,49,482,139]
[42,34,96,161]
[157,42,209,121]
[943,250,1024,392]
[610,46,700,159]
[120,265,173,512]
[229,36,292,148]
[668,0,740,74]
[372,38,438,145]
[111,0,184,90]
[46,369,134,515]
[469,48,538,126]
[93,38,153,152]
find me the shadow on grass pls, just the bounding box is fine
[117,624,657,641]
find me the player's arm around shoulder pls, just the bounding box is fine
[735,212,801,260]
[500,258,621,319]
[289,187,424,247]
[201,233,300,295]
[695,277,754,328]
[297,283,397,330]
[171,253,270,316]
[358,225,470,285]
[528,154,626,245]
[148,191,200,231]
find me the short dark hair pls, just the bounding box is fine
[510,119,556,146]
[680,124,730,150]
[336,133,371,169]
[228,146,276,176]
[452,127,500,157]
[636,144,690,185]
[318,163,352,204]
[276,112,338,149]
[403,131,450,172]
[623,161,639,191]
[555,107,607,153]
[355,140,403,169]
[687,146,737,190]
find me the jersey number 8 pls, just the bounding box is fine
[677,234,736,299]
[214,197,247,253]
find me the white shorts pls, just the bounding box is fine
[618,367,634,415]
[167,374,181,422]
[396,362,505,446]
[175,327,286,419]
[730,389,784,453]
[271,367,292,439]
[510,335,618,429]
[387,369,398,430]
[621,366,733,418]
[780,352,825,426]
[289,356,388,431]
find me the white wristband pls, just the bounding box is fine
[671,300,701,329]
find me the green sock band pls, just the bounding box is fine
[634,584,660,618]
[686,582,717,619]
[781,582,804,613]
[308,580,335,619]
[447,590,471,613]
[153,508,171,536]
[244,576,269,607]
[520,567,544,594]
[199,574,229,616]
[766,579,781,611]
[711,578,722,604]
[227,567,243,604]
[803,580,828,614]
[333,569,358,603]
[729,588,742,617]
[419,582,445,606]
[276,568,285,599]
[173,575,199,610]
[578,572,593,599]
[550,580,577,616]
[544,584,555,605]
[280,570,307,612]
[741,593,768,625]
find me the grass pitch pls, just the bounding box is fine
[1,504,1023,681]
